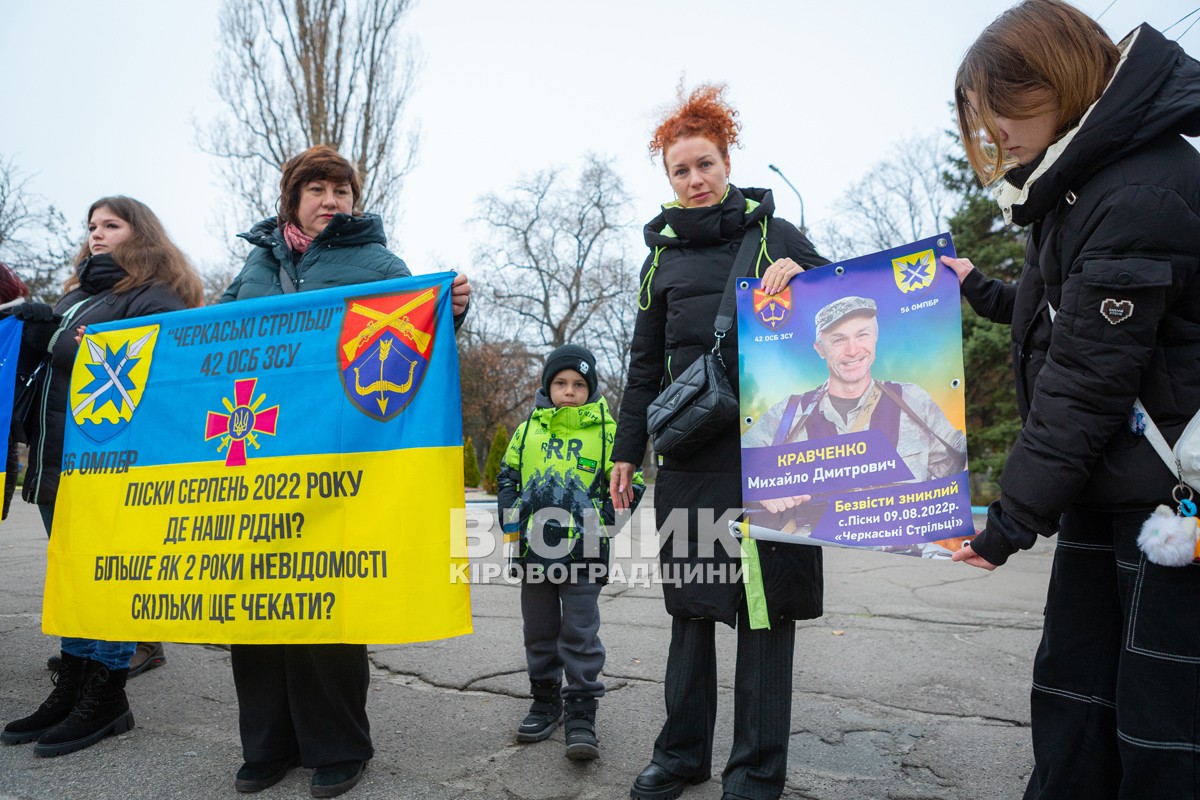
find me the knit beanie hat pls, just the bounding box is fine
[542,344,598,397]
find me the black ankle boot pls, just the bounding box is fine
[516,680,562,742]
[563,697,598,760]
[1,652,91,744]
[33,664,134,757]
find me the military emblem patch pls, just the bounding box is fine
[892,249,937,294]
[338,286,439,421]
[204,378,280,467]
[753,286,792,329]
[69,325,160,444]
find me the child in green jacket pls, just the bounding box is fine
[496,344,643,761]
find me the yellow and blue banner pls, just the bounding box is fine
[44,273,472,644]
[0,316,20,505]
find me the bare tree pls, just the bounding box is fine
[475,155,638,411]
[457,330,542,466]
[0,156,75,303]
[814,132,952,260]
[203,0,420,258]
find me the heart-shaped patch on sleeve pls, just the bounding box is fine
[1100,298,1134,325]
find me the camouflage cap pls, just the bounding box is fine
[815,295,877,335]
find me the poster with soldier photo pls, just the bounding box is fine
[737,233,973,558]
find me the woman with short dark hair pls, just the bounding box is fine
[222,144,469,799]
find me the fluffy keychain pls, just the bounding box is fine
[1137,504,1200,566]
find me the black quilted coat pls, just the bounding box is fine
[614,186,828,624]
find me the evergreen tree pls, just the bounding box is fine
[943,136,1027,503]
[463,436,481,488]
[483,424,509,494]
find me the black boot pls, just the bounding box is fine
[33,664,134,757]
[563,697,598,760]
[2,652,90,744]
[516,680,563,743]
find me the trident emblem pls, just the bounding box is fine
[352,338,417,415]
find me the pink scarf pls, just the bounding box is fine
[282,221,314,255]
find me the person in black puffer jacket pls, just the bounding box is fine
[611,85,827,800]
[942,2,1200,797]
[2,196,203,757]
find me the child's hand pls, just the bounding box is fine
[610,461,636,511]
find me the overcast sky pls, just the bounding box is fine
[2,1,1195,280]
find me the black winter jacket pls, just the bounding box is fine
[962,24,1200,565]
[23,255,189,506]
[614,186,828,624]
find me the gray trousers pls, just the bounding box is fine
[521,578,605,699]
[653,614,796,800]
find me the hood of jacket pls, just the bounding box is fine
[643,185,775,249]
[998,24,1200,225]
[237,212,390,251]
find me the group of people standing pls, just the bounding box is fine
[4,1,1200,799]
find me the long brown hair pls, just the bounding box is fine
[69,196,204,308]
[955,0,1119,183]
[277,145,363,225]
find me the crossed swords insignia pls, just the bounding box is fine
[72,331,154,416]
[343,287,436,361]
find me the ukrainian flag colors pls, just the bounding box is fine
[0,316,19,507]
[43,273,472,644]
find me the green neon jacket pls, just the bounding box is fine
[496,390,644,579]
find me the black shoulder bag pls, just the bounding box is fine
[645,227,759,459]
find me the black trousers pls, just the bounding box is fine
[1024,507,1200,800]
[652,614,796,800]
[231,643,373,768]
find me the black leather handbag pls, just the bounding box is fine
[645,227,759,459]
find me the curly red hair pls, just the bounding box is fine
[649,83,741,167]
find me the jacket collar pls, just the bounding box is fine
[644,186,775,249]
[997,24,1200,225]
[77,253,127,294]
[238,213,390,251]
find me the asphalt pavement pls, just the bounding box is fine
[0,489,1052,799]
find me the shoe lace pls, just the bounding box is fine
[69,667,110,716]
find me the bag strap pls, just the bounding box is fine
[713,225,766,342]
[278,266,298,294]
[1133,398,1181,477]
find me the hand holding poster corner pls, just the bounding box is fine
[43,272,472,644]
[737,234,974,558]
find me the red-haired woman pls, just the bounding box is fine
[611,85,826,800]
[941,1,1200,796]
[221,145,469,798]
[1,197,203,757]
